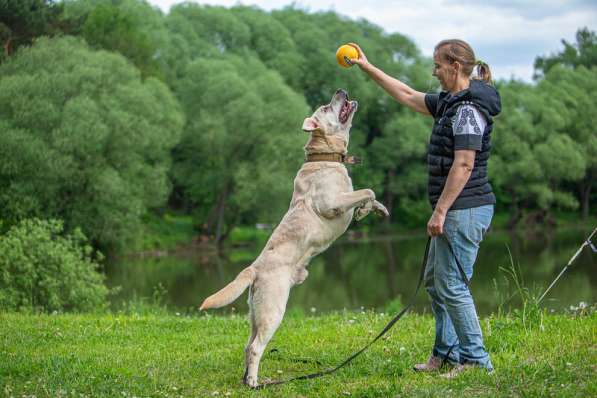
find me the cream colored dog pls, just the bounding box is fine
[199,89,389,387]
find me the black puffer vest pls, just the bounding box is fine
[425,79,502,210]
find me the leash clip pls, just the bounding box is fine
[587,238,597,253]
[344,155,362,165]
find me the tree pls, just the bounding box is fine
[538,65,596,218]
[0,0,63,59]
[534,27,597,77]
[61,0,172,79]
[368,112,432,227]
[230,6,303,90]
[171,54,309,243]
[533,27,597,219]
[491,72,589,224]
[0,36,183,250]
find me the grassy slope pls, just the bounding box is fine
[1,312,595,397]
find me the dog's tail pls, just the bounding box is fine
[199,266,256,310]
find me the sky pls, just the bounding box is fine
[146,0,597,81]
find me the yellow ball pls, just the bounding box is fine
[336,44,359,68]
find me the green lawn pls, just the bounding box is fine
[1,311,595,397]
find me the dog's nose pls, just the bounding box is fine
[335,89,348,98]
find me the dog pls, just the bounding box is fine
[199,89,389,387]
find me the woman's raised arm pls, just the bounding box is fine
[348,43,430,116]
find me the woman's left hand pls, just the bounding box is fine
[427,210,446,236]
[347,42,369,68]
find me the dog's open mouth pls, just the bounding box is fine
[339,99,354,124]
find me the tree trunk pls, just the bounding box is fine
[214,185,229,245]
[580,179,592,219]
[203,203,219,236]
[203,185,229,238]
[3,38,12,57]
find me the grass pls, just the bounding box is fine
[1,310,595,397]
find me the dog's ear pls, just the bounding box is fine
[302,117,319,132]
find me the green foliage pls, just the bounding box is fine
[534,27,597,76]
[62,0,171,79]
[492,63,596,220]
[228,225,271,245]
[81,3,155,76]
[0,218,108,312]
[133,212,195,252]
[0,36,183,249]
[493,246,543,330]
[118,282,170,316]
[384,296,404,315]
[0,0,63,60]
[1,1,594,253]
[171,53,309,240]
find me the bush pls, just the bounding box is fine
[0,219,108,312]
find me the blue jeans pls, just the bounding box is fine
[424,204,493,370]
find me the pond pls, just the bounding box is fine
[105,226,596,316]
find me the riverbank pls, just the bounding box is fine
[131,211,596,254]
[1,311,594,397]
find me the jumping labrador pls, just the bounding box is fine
[199,89,389,387]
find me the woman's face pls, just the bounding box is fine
[432,52,458,91]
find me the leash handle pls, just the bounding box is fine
[588,238,597,253]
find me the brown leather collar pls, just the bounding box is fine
[305,153,361,165]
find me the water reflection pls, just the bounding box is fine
[105,227,596,315]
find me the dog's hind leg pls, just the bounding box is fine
[243,274,291,388]
[243,288,258,384]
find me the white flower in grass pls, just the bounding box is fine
[310,307,317,313]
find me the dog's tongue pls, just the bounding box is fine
[340,100,351,123]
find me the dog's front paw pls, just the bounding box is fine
[373,200,389,217]
[355,206,369,221]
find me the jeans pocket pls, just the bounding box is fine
[444,209,462,233]
[468,206,493,245]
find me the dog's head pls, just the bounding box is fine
[302,89,358,154]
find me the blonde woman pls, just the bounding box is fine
[350,40,501,377]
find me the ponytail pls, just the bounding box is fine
[435,40,494,85]
[475,60,493,85]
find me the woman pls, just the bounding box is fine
[349,39,501,377]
